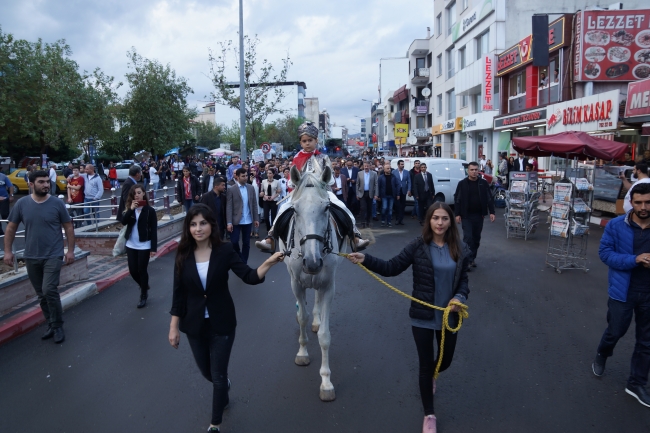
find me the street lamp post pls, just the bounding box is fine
[238,0,246,160]
[361,99,373,149]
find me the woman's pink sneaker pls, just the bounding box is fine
[422,415,437,433]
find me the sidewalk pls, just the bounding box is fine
[0,237,180,347]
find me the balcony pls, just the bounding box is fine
[387,112,394,122]
[538,83,560,106]
[412,128,430,138]
[410,98,429,114]
[411,67,430,83]
[508,93,527,113]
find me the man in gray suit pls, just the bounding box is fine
[356,160,379,228]
[226,167,259,264]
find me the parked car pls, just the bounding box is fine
[390,157,468,206]
[114,163,133,181]
[8,169,68,194]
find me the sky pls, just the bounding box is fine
[0,0,433,134]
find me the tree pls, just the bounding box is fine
[209,35,292,149]
[265,116,304,151]
[122,49,197,157]
[193,121,222,149]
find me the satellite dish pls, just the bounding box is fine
[421,88,431,98]
[407,136,417,145]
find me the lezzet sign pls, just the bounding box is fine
[546,90,619,132]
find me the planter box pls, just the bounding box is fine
[75,215,185,256]
[0,250,90,316]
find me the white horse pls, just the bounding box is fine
[279,162,345,402]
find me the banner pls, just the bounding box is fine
[395,123,409,138]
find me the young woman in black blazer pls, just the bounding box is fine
[346,202,471,433]
[123,184,158,308]
[168,204,284,433]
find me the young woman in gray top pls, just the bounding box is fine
[347,202,470,433]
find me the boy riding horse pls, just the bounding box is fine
[255,121,370,252]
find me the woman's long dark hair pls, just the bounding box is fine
[124,184,149,215]
[175,204,222,275]
[421,202,461,262]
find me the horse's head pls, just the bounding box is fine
[290,162,333,275]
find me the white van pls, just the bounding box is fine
[390,158,468,206]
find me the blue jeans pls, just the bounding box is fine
[597,291,650,387]
[230,223,252,264]
[412,198,419,218]
[381,196,395,224]
[150,181,159,191]
[372,198,377,218]
[183,199,194,213]
[83,198,98,226]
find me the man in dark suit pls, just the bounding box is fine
[356,161,379,228]
[226,168,259,264]
[393,159,411,225]
[201,166,219,197]
[513,152,528,172]
[117,165,142,223]
[341,159,359,215]
[331,164,348,207]
[200,176,227,239]
[413,162,435,224]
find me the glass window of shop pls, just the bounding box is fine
[460,132,467,161]
[508,71,526,113]
[537,55,560,105]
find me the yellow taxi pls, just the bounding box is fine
[7,168,68,195]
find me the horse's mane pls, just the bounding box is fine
[291,159,329,202]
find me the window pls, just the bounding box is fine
[446,48,455,79]
[447,2,456,36]
[437,94,443,116]
[474,94,482,114]
[447,89,456,119]
[417,116,425,128]
[427,53,432,68]
[459,46,466,70]
[437,54,442,76]
[476,31,490,60]
[509,71,526,97]
[209,106,215,113]
[461,94,468,107]
[463,0,468,10]
[436,14,442,36]
[416,57,425,69]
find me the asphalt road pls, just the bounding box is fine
[0,213,648,432]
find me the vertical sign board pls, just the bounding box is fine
[483,56,494,111]
[625,78,650,118]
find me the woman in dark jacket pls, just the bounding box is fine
[122,184,158,308]
[347,202,470,433]
[176,167,202,212]
[168,204,284,433]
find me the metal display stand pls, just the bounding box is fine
[505,171,540,240]
[545,165,594,273]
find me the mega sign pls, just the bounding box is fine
[546,90,619,132]
[574,9,650,82]
[497,17,568,76]
[625,78,650,118]
[494,108,547,129]
[483,56,494,111]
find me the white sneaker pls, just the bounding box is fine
[255,239,274,251]
[422,415,437,433]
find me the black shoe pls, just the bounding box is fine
[470,261,477,268]
[592,353,606,377]
[625,384,650,408]
[41,326,54,340]
[380,221,385,226]
[137,292,148,309]
[387,223,392,227]
[53,327,65,344]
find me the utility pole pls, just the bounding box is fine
[238,0,246,160]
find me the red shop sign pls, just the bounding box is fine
[625,78,650,118]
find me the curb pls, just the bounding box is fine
[0,237,180,347]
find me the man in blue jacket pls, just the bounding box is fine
[593,183,650,407]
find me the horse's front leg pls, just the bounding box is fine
[317,283,336,401]
[291,279,310,366]
[311,290,321,333]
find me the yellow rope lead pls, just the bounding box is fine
[337,252,469,379]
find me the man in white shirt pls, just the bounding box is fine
[514,152,528,172]
[48,163,58,196]
[149,162,160,190]
[621,163,650,213]
[82,164,104,226]
[479,155,487,172]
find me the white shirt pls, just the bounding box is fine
[624,178,650,213]
[49,167,57,183]
[518,158,525,171]
[334,175,343,194]
[364,171,370,191]
[398,169,405,181]
[149,166,159,183]
[196,261,209,318]
[125,208,152,250]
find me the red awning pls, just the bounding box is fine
[393,85,408,104]
[512,131,628,160]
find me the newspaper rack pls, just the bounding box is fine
[505,172,540,240]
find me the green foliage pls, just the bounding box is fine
[193,121,222,149]
[265,116,304,151]
[122,49,197,157]
[209,35,292,148]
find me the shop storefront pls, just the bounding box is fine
[462,111,499,163]
[623,78,650,160]
[432,118,463,159]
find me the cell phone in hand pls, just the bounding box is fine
[137,200,148,207]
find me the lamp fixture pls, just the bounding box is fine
[516,127,528,130]
[501,129,513,132]
[533,124,546,128]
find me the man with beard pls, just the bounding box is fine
[593,183,650,407]
[3,170,76,344]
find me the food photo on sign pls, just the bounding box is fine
[576,9,650,81]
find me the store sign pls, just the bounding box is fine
[483,56,494,111]
[574,9,650,82]
[625,78,650,118]
[463,112,498,132]
[497,16,568,76]
[451,0,495,42]
[442,117,463,132]
[546,90,619,132]
[494,108,547,130]
[395,123,409,138]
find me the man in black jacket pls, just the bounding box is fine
[117,165,142,223]
[413,163,435,225]
[200,177,227,239]
[454,162,495,268]
[201,166,220,197]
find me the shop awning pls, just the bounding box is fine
[512,131,628,160]
[393,85,408,104]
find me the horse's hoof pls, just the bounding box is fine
[295,356,311,366]
[311,324,320,333]
[319,388,336,402]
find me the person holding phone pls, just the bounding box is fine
[169,204,284,432]
[123,184,158,308]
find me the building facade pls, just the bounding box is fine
[304,97,320,124]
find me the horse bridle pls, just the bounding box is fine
[285,199,334,257]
